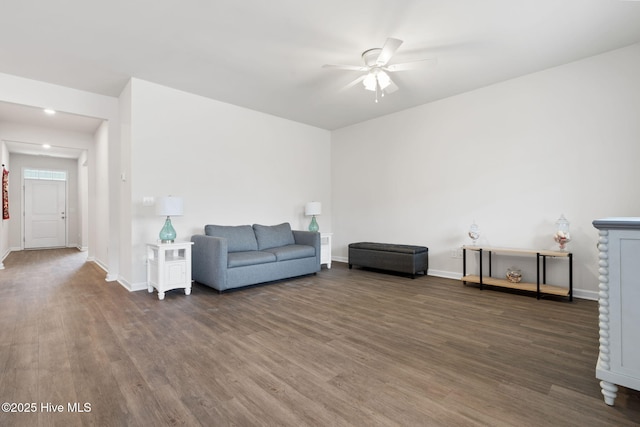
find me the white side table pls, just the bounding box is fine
[321,232,333,269]
[146,241,194,300]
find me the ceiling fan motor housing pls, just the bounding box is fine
[362,48,383,67]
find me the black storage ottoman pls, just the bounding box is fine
[348,242,429,278]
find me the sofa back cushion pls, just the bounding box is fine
[204,225,258,252]
[253,222,295,250]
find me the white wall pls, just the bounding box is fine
[118,81,133,284]
[91,121,110,271]
[125,79,331,288]
[332,43,640,299]
[78,150,89,251]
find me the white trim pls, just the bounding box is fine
[88,264,140,291]
[572,289,598,301]
[428,269,462,280]
[90,257,115,283]
[0,247,11,269]
[125,280,149,292]
[92,258,107,272]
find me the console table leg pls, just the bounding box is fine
[536,253,541,300]
[479,249,483,290]
[569,253,573,302]
[462,248,467,284]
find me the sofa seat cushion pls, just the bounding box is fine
[228,251,276,268]
[264,244,316,261]
[253,222,296,250]
[205,224,258,252]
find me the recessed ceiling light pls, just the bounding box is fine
[42,144,51,149]
[43,108,56,115]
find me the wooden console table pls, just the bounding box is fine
[462,246,572,301]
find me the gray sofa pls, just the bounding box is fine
[191,222,320,292]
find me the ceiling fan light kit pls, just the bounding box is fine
[363,69,391,91]
[323,37,436,103]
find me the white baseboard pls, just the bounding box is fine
[91,258,108,273]
[572,289,598,301]
[428,269,462,280]
[119,278,148,292]
[0,247,11,269]
[89,267,144,293]
[88,258,117,283]
[89,258,119,284]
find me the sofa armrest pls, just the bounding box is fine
[293,230,321,267]
[191,234,228,291]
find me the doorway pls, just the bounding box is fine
[23,169,67,249]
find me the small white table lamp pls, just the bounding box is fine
[305,201,321,232]
[156,196,183,243]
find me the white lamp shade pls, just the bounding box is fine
[305,201,321,216]
[156,196,183,216]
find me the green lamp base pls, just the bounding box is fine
[308,215,319,232]
[159,217,177,243]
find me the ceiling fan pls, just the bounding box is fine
[323,38,437,103]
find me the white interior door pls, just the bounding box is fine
[24,179,66,248]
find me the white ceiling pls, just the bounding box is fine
[0,102,103,134]
[0,102,103,158]
[0,0,640,132]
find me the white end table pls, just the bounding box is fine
[321,232,332,269]
[146,241,193,300]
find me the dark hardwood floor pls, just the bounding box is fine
[0,248,638,426]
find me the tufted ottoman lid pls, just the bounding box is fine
[349,242,428,254]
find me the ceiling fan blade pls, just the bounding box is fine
[339,74,366,92]
[385,58,438,72]
[322,64,368,72]
[385,80,399,94]
[376,38,403,66]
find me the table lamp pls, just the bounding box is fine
[156,196,183,243]
[305,201,321,232]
